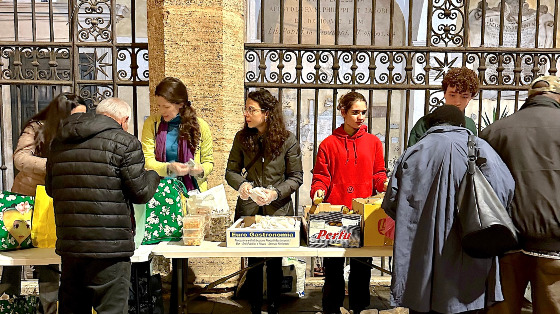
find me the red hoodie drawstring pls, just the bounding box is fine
[344,137,349,165]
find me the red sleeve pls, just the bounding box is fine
[372,139,387,193]
[310,144,330,200]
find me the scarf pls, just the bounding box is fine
[155,117,197,191]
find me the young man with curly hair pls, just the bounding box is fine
[407,67,479,147]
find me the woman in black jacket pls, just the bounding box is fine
[225,89,303,314]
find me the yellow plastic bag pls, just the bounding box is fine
[31,185,57,248]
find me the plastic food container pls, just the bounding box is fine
[183,235,204,246]
[183,228,204,237]
[182,215,206,229]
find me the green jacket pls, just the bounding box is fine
[141,114,214,192]
[407,115,477,147]
[225,131,303,219]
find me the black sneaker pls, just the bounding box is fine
[267,302,279,314]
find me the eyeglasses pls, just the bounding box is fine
[242,107,265,116]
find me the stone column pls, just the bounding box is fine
[147,0,245,285]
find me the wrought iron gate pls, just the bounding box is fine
[0,0,149,190]
[244,0,560,209]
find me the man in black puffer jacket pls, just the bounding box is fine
[46,97,159,314]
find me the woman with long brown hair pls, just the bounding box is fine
[225,89,303,314]
[141,77,214,192]
[2,92,87,314]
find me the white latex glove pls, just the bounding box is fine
[186,159,204,177]
[173,162,191,176]
[167,162,190,177]
[313,189,325,205]
[239,182,253,200]
[251,187,278,206]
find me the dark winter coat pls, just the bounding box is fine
[480,95,560,253]
[46,113,159,259]
[225,130,303,219]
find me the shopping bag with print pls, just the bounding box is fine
[30,185,57,248]
[141,178,187,244]
[0,191,34,251]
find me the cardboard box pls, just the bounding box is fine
[304,208,362,248]
[352,197,394,247]
[226,217,301,247]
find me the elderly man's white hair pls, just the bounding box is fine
[96,97,131,120]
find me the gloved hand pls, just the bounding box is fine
[238,182,253,200]
[168,162,190,177]
[251,187,278,206]
[186,159,204,177]
[313,189,325,205]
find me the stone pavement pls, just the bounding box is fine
[176,276,405,314]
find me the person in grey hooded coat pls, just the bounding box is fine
[382,105,515,313]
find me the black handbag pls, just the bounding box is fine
[456,135,518,258]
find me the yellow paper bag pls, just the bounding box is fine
[31,185,57,248]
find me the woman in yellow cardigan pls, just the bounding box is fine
[141,77,213,192]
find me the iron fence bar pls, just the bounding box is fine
[16,84,22,137]
[480,0,486,46]
[32,0,37,42]
[335,0,339,45]
[514,91,520,112]
[477,89,483,133]
[499,0,505,47]
[404,89,410,148]
[389,0,394,46]
[384,90,391,169]
[244,43,560,54]
[516,0,523,48]
[71,0,78,93]
[331,88,337,137]
[297,0,302,45]
[0,85,5,189]
[535,0,541,48]
[316,0,320,45]
[352,0,357,46]
[111,0,118,98]
[33,84,38,114]
[554,0,559,49]
[295,87,301,215]
[367,89,373,134]
[463,0,470,48]
[0,79,148,86]
[279,0,284,44]
[47,0,55,42]
[244,82,531,91]
[407,0,413,46]
[260,0,264,41]
[371,0,375,45]
[13,0,19,41]
[312,88,319,167]
[496,90,501,124]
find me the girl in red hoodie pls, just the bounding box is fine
[311,91,387,314]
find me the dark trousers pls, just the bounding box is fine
[322,257,372,313]
[246,257,283,307]
[0,264,59,314]
[59,256,131,314]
